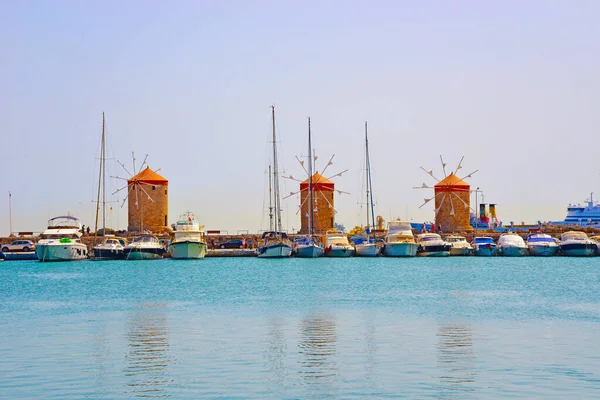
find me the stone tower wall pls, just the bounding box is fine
[300,189,335,234]
[434,189,472,232]
[128,183,169,233]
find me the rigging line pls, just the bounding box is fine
[119,185,133,208]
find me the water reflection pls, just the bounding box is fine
[436,323,477,398]
[266,317,288,386]
[124,303,173,398]
[297,314,338,383]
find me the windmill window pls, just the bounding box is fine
[165,189,167,195]
[152,186,156,190]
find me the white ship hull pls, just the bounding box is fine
[125,250,163,260]
[36,243,88,262]
[257,244,293,258]
[499,246,528,257]
[528,244,559,257]
[383,243,418,257]
[355,243,380,257]
[295,244,324,258]
[170,241,207,259]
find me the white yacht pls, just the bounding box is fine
[36,215,89,262]
[416,233,451,257]
[123,234,165,260]
[257,231,293,258]
[559,231,597,257]
[354,236,380,257]
[383,220,418,257]
[92,236,126,260]
[526,233,559,257]
[445,235,473,256]
[170,212,207,259]
[497,233,528,257]
[471,236,498,256]
[324,232,355,257]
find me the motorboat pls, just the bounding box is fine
[471,236,498,256]
[123,234,165,260]
[170,212,207,259]
[591,236,600,256]
[416,233,451,257]
[445,235,472,256]
[35,215,89,262]
[497,233,528,257]
[92,236,126,260]
[526,233,559,256]
[559,231,597,256]
[294,236,324,258]
[382,220,418,257]
[354,235,380,257]
[258,231,293,258]
[324,232,354,257]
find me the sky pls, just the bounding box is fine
[2,1,600,235]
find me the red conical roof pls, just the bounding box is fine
[128,167,168,185]
[434,172,469,187]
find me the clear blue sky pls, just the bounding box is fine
[2,1,600,234]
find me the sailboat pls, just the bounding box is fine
[92,113,126,260]
[354,122,380,257]
[257,106,293,258]
[295,117,325,258]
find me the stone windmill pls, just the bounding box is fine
[113,153,169,234]
[414,156,478,232]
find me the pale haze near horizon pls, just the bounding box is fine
[2,1,599,235]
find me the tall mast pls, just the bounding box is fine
[268,165,273,231]
[101,112,106,234]
[94,113,105,238]
[307,117,313,236]
[8,191,12,236]
[365,122,376,241]
[271,105,282,233]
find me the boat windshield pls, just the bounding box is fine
[445,236,465,243]
[327,235,349,245]
[528,237,554,243]
[47,216,81,229]
[419,236,440,242]
[474,237,494,244]
[388,221,412,234]
[41,233,80,239]
[132,236,159,244]
[561,232,588,241]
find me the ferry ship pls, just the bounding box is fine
[558,193,600,227]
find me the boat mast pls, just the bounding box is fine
[268,164,273,231]
[102,113,106,235]
[307,117,313,237]
[271,105,282,233]
[365,121,376,241]
[94,113,105,239]
[8,191,12,236]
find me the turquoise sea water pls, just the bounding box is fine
[1,257,600,399]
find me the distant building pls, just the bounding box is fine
[127,167,169,233]
[434,173,472,232]
[300,173,335,234]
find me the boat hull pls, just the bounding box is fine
[473,246,497,256]
[170,241,207,259]
[325,246,354,257]
[499,246,528,257]
[417,244,451,257]
[295,244,324,258]
[355,243,380,257]
[257,244,293,258]
[36,243,88,262]
[528,244,559,257]
[560,243,596,257]
[449,247,471,256]
[124,248,164,260]
[383,243,418,257]
[92,248,124,260]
